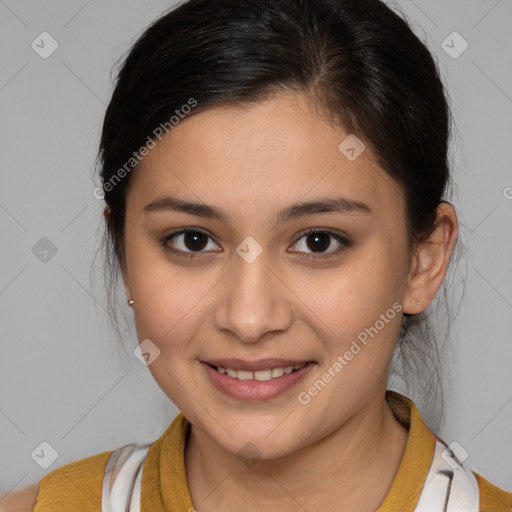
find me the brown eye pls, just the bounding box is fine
[181,231,209,251]
[161,228,221,256]
[305,232,331,252]
[290,229,351,258]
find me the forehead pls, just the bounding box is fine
[126,91,403,218]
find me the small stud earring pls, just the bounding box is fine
[127,299,134,307]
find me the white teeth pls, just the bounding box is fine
[254,369,272,381]
[271,367,284,378]
[215,363,306,381]
[237,370,253,381]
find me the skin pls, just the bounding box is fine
[107,90,457,511]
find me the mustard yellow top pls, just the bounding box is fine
[33,391,512,511]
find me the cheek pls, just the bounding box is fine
[130,281,204,357]
[306,245,406,340]
[124,243,201,354]
[297,245,407,402]
[295,250,405,417]
[129,282,204,410]
[124,228,190,320]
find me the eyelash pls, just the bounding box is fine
[159,228,352,260]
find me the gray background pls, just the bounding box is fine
[1,0,511,499]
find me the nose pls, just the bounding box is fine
[213,244,293,344]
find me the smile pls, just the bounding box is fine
[201,360,315,401]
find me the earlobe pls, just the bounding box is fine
[123,278,132,305]
[121,263,132,304]
[403,202,458,314]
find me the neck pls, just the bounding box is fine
[185,390,409,512]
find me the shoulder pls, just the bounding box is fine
[0,483,39,512]
[32,449,113,511]
[474,471,512,511]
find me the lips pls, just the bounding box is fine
[201,359,315,400]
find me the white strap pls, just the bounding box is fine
[128,455,146,511]
[414,440,480,512]
[102,443,150,512]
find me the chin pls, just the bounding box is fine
[206,415,307,461]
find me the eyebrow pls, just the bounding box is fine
[144,194,372,225]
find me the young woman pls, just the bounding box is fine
[6,0,511,510]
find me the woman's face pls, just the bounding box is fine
[122,91,413,459]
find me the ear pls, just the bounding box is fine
[103,206,132,302]
[403,202,458,314]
